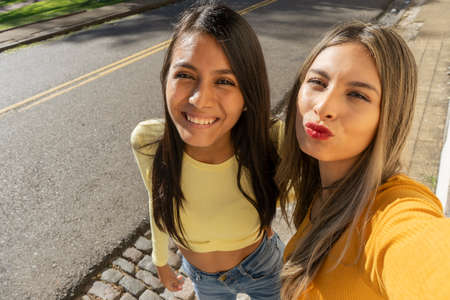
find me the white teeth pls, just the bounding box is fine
[186,114,216,125]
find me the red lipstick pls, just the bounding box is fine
[304,122,333,140]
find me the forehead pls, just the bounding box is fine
[309,43,380,86]
[171,32,229,65]
[174,32,205,50]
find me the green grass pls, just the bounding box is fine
[0,0,30,8]
[424,174,438,191]
[0,0,126,30]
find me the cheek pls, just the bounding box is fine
[297,86,315,119]
[349,108,380,151]
[295,101,306,147]
[297,89,306,114]
[236,97,245,115]
[165,79,173,101]
[362,106,380,132]
[165,91,174,113]
[165,80,182,110]
[364,111,380,141]
[295,89,311,130]
[165,86,179,122]
[222,93,244,121]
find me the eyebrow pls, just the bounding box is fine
[348,81,380,96]
[172,62,234,75]
[309,68,330,80]
[309,68,380,96]
[173,62,197,71]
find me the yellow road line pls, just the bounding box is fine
[21,43,170,111]
[238,0,277,15]
[0,39,171,116]
[1,0,277,116]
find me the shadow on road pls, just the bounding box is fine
[60,0,392,49]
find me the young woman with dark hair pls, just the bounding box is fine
[131,2,284,299]
[277,21,450,299]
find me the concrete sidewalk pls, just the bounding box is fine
[395,0,450,214]
[0,0,181,52]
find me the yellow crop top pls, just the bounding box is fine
[131,119,284,266]
[284,174,450,300]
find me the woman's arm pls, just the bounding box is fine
[131,121,184,290]
[364,185,450,299]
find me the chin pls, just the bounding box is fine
[300,148,319,160]
[181,136,216,148]
[299,143,329,161]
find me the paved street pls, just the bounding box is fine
[0,0,448,299]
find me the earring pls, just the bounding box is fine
[243,106,248,111]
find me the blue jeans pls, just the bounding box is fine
[181,232,285,300]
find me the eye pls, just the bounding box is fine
[307,78,326,88]
[348,91,370,102]
[216,78,236,86]
[174,72,194,80]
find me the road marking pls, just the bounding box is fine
[0,0,277,116]
[238,0,277,14]
[21,42,169,111]
[0,40,170,115]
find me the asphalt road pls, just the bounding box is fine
[0,0,392,299]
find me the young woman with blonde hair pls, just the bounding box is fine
[277,21,450,299]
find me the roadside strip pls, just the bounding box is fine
[0,0,277,117]
[436,98,450,212]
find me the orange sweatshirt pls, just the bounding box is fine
[284,175,450,300]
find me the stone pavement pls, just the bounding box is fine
[75,229,197,300]
[74,229,253,300]
[0,0,181,52]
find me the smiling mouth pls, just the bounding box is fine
[183,113,219,126]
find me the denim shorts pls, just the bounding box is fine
[181,232,285,300]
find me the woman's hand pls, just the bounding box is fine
[156,264,185,291]
[266,226,274,238]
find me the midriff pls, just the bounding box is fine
[179,228,273,273]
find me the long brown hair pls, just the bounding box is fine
[151,1,279,247]
[276,21,417,299]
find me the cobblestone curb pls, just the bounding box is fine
[74,229,252,300]
[74,230,195,300]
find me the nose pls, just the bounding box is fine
[313,88,338,121]
[188,81,214,109]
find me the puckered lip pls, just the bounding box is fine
[304,122,334,139]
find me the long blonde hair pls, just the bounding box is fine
[277,21,417,299]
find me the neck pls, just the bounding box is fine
[185,138,234,164]
[310,157,358,220]
[318,156,358,187]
